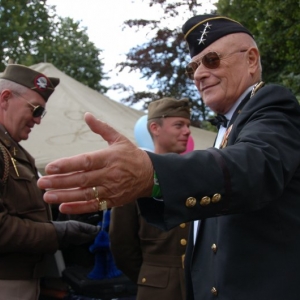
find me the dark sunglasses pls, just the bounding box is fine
[185,49,248,80]
[13,92,47,118]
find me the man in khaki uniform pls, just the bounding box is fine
[109,98,191,300]
[0,64,99,300]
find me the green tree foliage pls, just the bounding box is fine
[216,0,300,98]
[22,16,108,93]
[0,0,107,93]
[114,0,217,127]
[0,0,51,69]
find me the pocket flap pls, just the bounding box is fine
[137,264,169,288]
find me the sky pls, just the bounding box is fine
[46,0,216,108]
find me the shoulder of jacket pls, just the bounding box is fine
[260,83,295,96]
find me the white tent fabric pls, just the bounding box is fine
[19,63,216,172]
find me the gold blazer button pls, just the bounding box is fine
[211,243,218,253]
[180,239,187,246]
[211,287,218,296]
[200,196,211,206]
[186,197,196,207]
[212,193,222,203]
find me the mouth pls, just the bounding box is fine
[179,139,188,144]
[201,84,215,92]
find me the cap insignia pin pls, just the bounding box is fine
[197,22,212,45]
[34,75,48,90]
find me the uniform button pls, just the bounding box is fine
[180,239,187,246]
[211,243,217,253]
[186,197,196,207]
[180,223,186,228]
[211,287,218,296]
[200,196,211,206]
[212,193,221,203]
[142,278,146,283]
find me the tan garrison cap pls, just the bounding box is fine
[148,97,190,120]
[0,64,60,101]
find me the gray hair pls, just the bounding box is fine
[0,79,29,94]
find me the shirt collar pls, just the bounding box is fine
[224,85,254,122]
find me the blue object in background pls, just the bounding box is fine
[134,115,154,151]
[88,210,122,280]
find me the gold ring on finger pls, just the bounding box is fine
[98,200,107,211]
[92,186,99,201]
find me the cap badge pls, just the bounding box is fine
[34,75,48,90]
[197,22,212,45]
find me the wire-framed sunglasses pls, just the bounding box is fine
[185,49,248,80]
[12,91,47,118]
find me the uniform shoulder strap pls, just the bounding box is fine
[0,142,10,185]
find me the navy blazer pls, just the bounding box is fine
[138,84,300,300]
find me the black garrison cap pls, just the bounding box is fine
[182,14,253,58]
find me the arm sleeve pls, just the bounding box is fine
[138,84,300,230]
[0,154,59,254]
[109,202,143,283]
[0,202,59,254]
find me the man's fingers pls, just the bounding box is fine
[42,150,103,176]
[59,200,108,215]
[84,112,127,146]
[38,164,104,189]
[39,113,133,179]
[43,187,92,203]
[36,113,153,212]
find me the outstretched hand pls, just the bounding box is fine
[37,113,154,214]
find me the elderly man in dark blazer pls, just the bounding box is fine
[38,15,300,300]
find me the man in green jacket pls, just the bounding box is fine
[0,64,99,300]
[110,98,191,300]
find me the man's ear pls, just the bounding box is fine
[0,90,12,109]
[247,47,260,74]
[149,122,159,136]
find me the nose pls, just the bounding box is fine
[183,125,191,135]
[193,63,210,81]
[33,116,42,125]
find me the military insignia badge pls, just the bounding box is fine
[197,22,212,45]
[34,75,49,90]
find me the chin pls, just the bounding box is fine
[206,102,224,114]
[203,96,223,113]
[21,134,30,141]
[178,147,186,154]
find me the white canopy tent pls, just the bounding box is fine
[18,63,216,173]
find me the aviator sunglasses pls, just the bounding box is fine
[185,49,248,80]
[12,92,47,118]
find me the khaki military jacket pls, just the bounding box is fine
[0,125,58,279]
[110,202,189,300]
